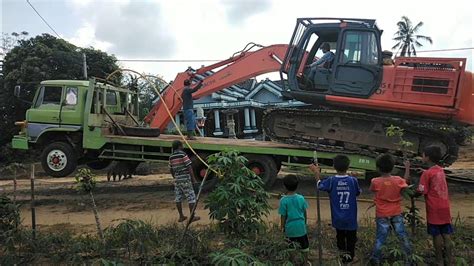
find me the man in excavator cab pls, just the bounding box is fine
[306,42,335,81]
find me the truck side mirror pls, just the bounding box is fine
[14,85,21,97]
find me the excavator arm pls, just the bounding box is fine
[143,44,291,131]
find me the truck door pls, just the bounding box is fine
[60,87,83,125]
[331,30,382,97]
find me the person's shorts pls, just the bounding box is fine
[174,180,196,203]
[427,223,454,236]
[286,234,309,252]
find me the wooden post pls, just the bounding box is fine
[314,151,323,265]
[30,164,36,240]
[410,197,416,235]
[13,168,17,205]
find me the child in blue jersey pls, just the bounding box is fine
[279,175,309,264]
[309,155,361,264]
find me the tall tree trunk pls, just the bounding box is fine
[89,191,105,243]
[400,45,407,57]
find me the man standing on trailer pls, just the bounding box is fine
[182,78,204,140]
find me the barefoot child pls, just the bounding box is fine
[279,175,309,264]
[416,145,453,265]
[310,155,361,263]
[169,140,200,222]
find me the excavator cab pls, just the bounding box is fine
[281,18,383,103]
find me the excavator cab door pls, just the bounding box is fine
[330,29,383,97]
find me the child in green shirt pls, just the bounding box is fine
[279,175,309,264]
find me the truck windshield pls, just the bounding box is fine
[35,86,62,107]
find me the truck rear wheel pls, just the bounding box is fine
[245,155,278,189]
[41,142,77,177]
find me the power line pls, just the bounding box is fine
[18,3,474,61]
[416,47,474,53]
[394,47,474,56]
[26,0,61,38]
[119,47,474,63]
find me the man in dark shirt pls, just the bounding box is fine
[182,79,203,140]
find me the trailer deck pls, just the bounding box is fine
[100,134,376,171]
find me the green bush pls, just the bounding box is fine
[204,150,271,236]
[0,195,20,233]
[1,219,474,264]
[210,248,264,266]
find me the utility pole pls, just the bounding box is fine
[82,52,88,79]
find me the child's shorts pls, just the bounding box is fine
[287,234,309,252]
[427,223,454,236]
[174,180,196,204]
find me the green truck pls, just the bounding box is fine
[12,79,377,187]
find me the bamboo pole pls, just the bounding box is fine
[314,151,323,265]
[30,164,36,240]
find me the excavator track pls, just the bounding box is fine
[263,108,460,168]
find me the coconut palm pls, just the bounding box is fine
[392,16,433,57]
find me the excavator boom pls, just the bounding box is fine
[144,44,291,130]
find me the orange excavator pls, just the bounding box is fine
[144,18,473,166]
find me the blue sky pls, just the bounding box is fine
[2,0,473,81]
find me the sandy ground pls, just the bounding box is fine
[1,143,473,234]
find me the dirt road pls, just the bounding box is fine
[1,143,473,234]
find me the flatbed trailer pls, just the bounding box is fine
[11,79,377,188]
[99,134,376,188]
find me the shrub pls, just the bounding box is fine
[0,195,20,233]
[209,248,264,266]
[204,150,270,236]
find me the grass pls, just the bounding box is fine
[2,216,474,265]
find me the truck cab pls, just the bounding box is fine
[12,79,130,177]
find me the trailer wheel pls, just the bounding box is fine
[190,154,218,192]
[41,142,77,177]
[245,155,278,189]
[86,160,112,170]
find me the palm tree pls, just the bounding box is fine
[392,16,433,57]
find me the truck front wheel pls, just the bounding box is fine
[41,142,77,177]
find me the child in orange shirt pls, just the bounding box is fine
[416,145,453,265]
[369,154,412,264]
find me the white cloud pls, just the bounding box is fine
[220,0,272,25]
[63,0,472,81]
[70,0,94,8]
[67,23,112,51]
[68,0,176,58]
